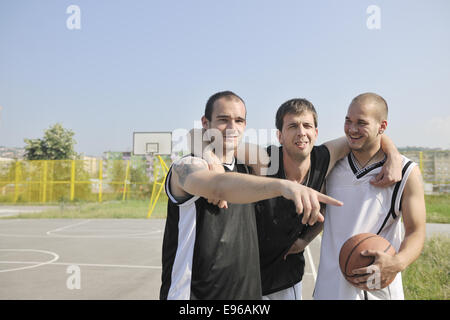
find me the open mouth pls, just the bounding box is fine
[294,141,309,149]
[223,135,239,143]
[348,135,363,143]
[224,135,238,140]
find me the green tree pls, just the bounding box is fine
[24,123,78,160]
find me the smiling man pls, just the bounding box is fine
[253,98,403,300]
[314,93,426,300]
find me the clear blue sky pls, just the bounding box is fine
[1,0,449,156]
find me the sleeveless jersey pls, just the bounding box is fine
[160,156,262,300]
[256,145,330,295]
[314,154,416,300]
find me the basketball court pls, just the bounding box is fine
[0,218,321,300]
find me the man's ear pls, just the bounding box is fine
[201,116,209,130]
[276,130,283,145]
[379,120,387,134]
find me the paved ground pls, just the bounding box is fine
[0,217,447,300]
[0,206,61,218]
[0,219,164,299]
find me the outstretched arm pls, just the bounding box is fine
[170,156,343,225]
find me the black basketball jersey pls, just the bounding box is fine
[160,156,262,300]
[255,145,330,295]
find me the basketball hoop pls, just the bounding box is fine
[133,132,172,218]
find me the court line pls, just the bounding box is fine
[41,219,163,238]
[0,260,161,270]
[46,230,162,238]
[0,249,59,273]
[305,234,322,282]
[0,233,160,239]
[305,246,317,281]
[46,220,91,235]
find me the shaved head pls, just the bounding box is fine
[350,92,388,122]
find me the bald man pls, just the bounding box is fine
[314,93,426,300]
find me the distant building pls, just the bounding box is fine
[0,146,25,159]
[80,155,100,176]
[101,151,175,181]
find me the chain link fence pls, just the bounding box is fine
[0,150,448,204]
[0,157,172,204]
[401,150,450,194]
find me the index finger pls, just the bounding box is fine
[316,192,343,206]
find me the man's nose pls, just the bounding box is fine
[226,120,237,130]
[349,124,358,133]
[297,125,306,136]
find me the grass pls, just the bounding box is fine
[0,199,168,219]
[425,194,450,223]
[403,235,450,300]
[2,194,449,221]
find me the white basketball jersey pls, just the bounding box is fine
[314,153,416,300]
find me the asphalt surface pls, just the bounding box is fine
[0,213,448,300]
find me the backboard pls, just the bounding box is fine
[133,132,172,156]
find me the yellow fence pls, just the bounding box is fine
[401,150,450,193]
[0,158,171,204]
[0,151,448,205]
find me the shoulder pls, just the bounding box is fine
[264,145,282,177]
[313,144,331,158]
[312,144,331,170]
[398,156,418,182]
[265,145,280,158]
[400,155,416,168]
[172,155,209,171]
[403,165,422,191]
[171,155,209,185]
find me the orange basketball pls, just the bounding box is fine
[339,233,396,290]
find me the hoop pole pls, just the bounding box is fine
[122,160,131,201]
[98,159,103,203]
[147,155,169,218]
[70,160,75,201]
[42,160,48,203]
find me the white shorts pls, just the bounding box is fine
[262,281,302,300]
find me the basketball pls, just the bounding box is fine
[339,233,396,290]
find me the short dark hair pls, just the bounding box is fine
[275,98,318,131]
[204,91,246,121]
